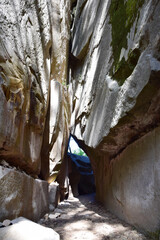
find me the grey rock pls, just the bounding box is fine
[2,220,11,227]
[38,219,45,224]
[0,0,71,179]
[70,0,160,235]
[98,127,160,233]
[0,0,51,175]
[49,182,59,208]
[54,208,64,214]
[0,166,48,222]
[44,214,49,221]
[0,217,60,240]
[48,213,61,220]
[71,0,100,59]
[0,0,71,231]
[0,160,10,168]
[49,204,55,212]
[71,0,160,153]
[58,201,71,207]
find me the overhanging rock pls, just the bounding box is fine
[70,0,160,235]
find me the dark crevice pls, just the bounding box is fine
[67,135,96,197]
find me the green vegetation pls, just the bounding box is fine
[62,80,69,89]
[73,148,87,156]
[147,230,160,240]
[112,48,140,85]
[109,0,145,85]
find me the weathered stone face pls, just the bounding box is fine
[0,0,71,221]
[47,0,71,182]
[0,0,71,177]
[95,127,160,233]
[0,0,160,235]
[0,166,48,222]
[0,0,51,175]
[70,0,160,153]
[49,182,60,208]
[0,217,60,240]
[70,0,160,234]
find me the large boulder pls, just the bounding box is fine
[0,166,48,221]
[0,0,71,179]
[95,126,160,234]
[0,217,60,240]
[70,0,160,234]
[0,0,52,175]
[0,0,71,224]
[70,0,160,153]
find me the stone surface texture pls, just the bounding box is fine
[70,0,160,153]
[0,166,48,222]
[41,194,148,240]
[70,0,160,234]
[95,127,160,234]
[49,182,60,208]
[0,217,60,240]
[0,0,71,177]
[0,0,160,236]
[0,0,71,221]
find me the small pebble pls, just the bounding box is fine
[49,204,55,212]
[54,208,64,214]
[49,213,61,219]
[38,219,44,224]
[3,219,11,227]
[44,214,49,220]
[1,160,10,167]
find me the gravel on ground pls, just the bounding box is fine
[40,193,151,240]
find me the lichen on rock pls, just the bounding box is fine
[109,0,145,84]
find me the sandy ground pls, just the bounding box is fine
[40,193,151,240]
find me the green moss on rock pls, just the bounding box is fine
[113,48,141,85]
[109,0,145,85]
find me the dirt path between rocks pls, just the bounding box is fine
[40,193,151,240]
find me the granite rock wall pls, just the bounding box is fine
[1,0,160,234]
[70,0,160,234]
[94,127,160,234]
[0,0,71,221]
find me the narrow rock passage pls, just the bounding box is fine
[41,193,150,240]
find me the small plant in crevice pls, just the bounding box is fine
[62,80,69,89]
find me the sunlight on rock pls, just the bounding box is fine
[0,217,59,240]
[0,0,159,238]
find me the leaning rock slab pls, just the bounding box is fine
[49,182,60,208]
[0,166,48,221]
[0,217,59,240]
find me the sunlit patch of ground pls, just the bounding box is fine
[40,193,150,240]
